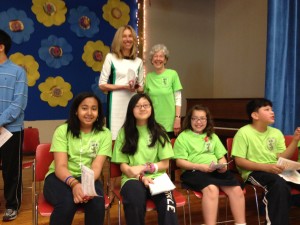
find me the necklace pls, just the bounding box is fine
[79,130,94,168]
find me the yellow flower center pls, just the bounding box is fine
[49,46,63,58]
[43,2,57,16]
[93,50,103,62]
[79,16,91,30]
[111,7,122,19]
[9,20,24,32]
[50,86,63,97]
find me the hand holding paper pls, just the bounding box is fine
[149,173,175,196]
[209,160,232,170]
[81,165,100,197]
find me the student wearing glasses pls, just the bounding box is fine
[173,105,246,225]
[111,93,179,225]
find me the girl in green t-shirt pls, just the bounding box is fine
[173,105,246,225]
[43,92,112,225]
[112,93,179,225]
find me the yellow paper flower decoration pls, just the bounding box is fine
[102,0,130,29]
[82,40,110,72]
[31,0,67,27]
[9,53,40,87]
[38,76,73,107]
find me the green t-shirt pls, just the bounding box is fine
[46,123,112,178]
[173,130,227,167]
[231,124,285,181]
[144,69,182,132]
[111,125,174,187]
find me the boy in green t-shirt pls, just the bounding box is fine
[232,98,300,225]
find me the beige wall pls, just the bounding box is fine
[213,0,267,97]
[25,0,268,142]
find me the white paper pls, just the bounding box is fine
[277,157,300,171]
[277,157,300,184]
[127,68,137,88]
[0,127,13,148]
[278,170,300,184]
[81,165,99,197]
[209,160,233,170]
[149,173,176,196]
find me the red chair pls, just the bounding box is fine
[23,127,40,155]
[171,138,245,225]
[226,136,300,225]
[22,127,40,169]
[32,143,110,225]
[108,160,186,225]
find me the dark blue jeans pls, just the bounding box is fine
[43,173,105,225]
[0,130,23,211]
[247,171,300,225]
[120,179,179,225]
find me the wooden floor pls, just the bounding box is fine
[0,156,299,225]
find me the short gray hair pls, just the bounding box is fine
[149,44,169,61]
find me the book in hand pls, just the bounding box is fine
[277,157,300,184]
[209,160,233,170]
[81,165,100,197]
[148,173,176,196]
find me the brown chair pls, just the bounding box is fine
[32,143,110,225]
[108,160,186,225]
[226,136,300,225]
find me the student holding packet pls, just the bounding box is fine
[43,92,112,225]
[173,105,246,225]
[111,93,179,225]
[232,98,300,225]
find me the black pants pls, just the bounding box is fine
[248,171,300,225]
[44,173,105,225]
[0,130,23,211]
[120,179,179,225]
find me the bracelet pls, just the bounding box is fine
[69,178,78,187]
[175,115,181,118]
[64,175,74,184]
[70,179,80,189]
[153,163,158,173]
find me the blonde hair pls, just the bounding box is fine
[111,25,138,59]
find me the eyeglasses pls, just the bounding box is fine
[191,117,207,122]
[135,104,151,109]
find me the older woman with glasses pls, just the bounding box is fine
[144,44,182,139]
[173,104,246,225]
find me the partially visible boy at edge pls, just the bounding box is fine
[231,98,300,225]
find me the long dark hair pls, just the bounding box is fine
[121,93,169,155]
[182,104,215,138]
[66,92,105,138]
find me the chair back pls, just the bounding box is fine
[23,127,40,154]
[110,161,122,178]
[35,143,53,182]
[226,138,239,173]
[284,135,298,161]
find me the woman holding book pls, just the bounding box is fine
[43,92,112,225]
[111,93,179,225]
[173,104,246,225]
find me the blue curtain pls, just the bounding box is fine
[265,0,300,135]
